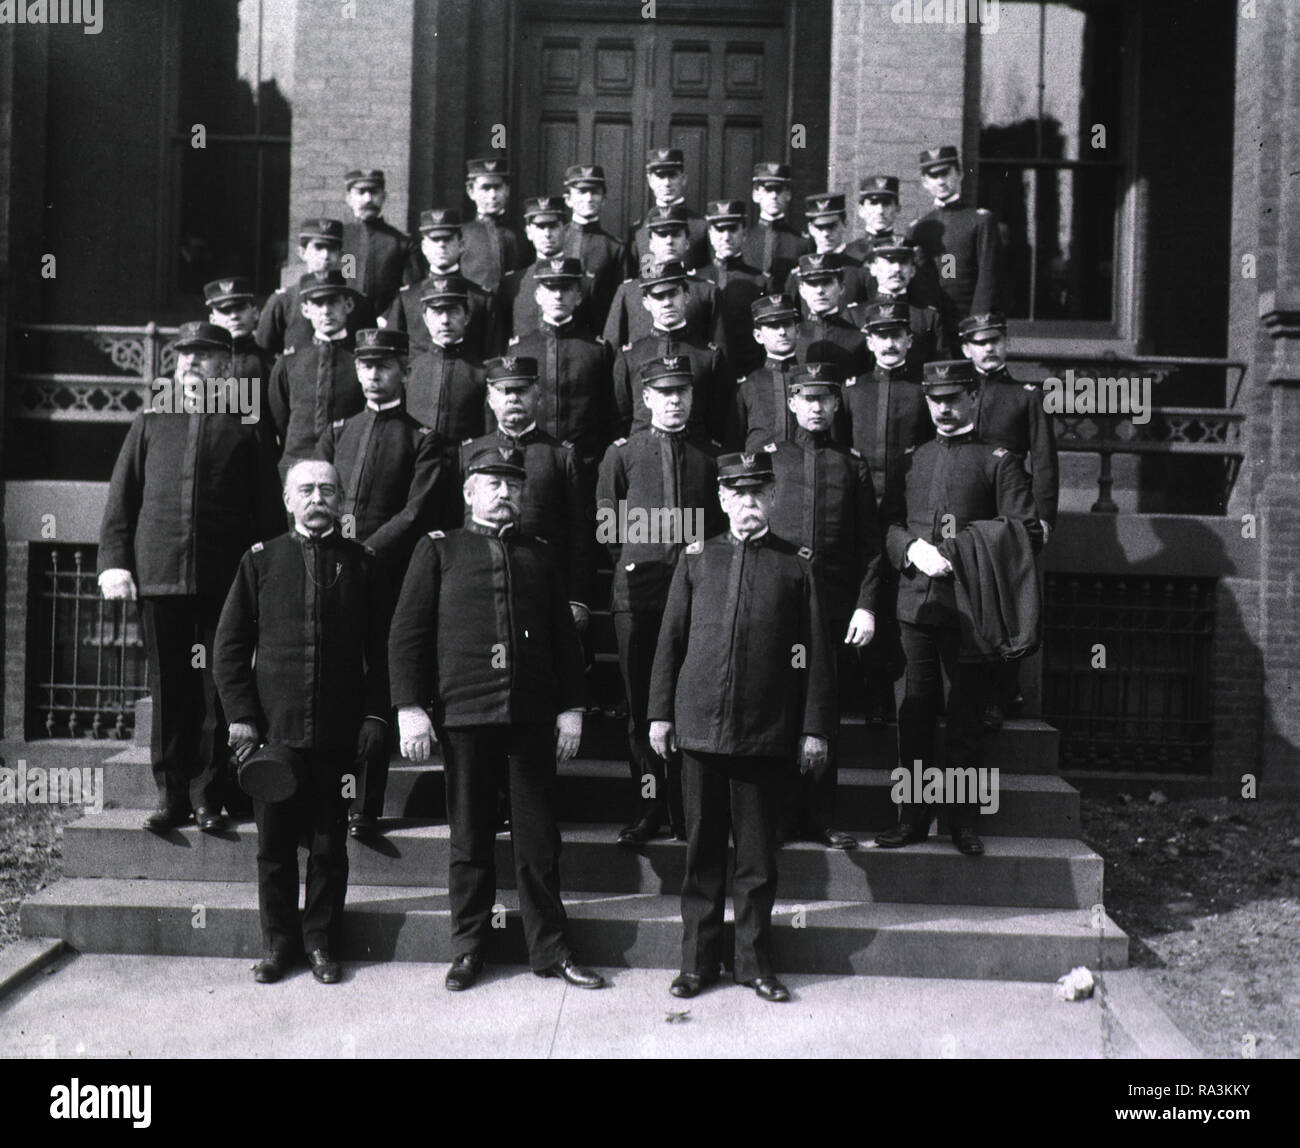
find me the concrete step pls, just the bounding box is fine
[21,878,1128,981]
[61,811,1102,909]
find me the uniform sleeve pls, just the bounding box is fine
[388,535,442,708]
[255,294,285,357]
[267,356,291,446]
[213,550,263,729]
[881,451,918,571]
[561,446,597,608]
[727,383,751,454]
[98,415,147,575]
[313,425,336,463]
[971,210,1005,316]
[547,547,591,714]
[853,454,883,615]
[362,553,393,719]
[595,442,626,564]
[481,288,507,359]
[382,291,408,335]
[603,285,630,350]
[1024,387,1059,528]
[705,346,736,447]
[611,349,634,438]
[930,309,955,360]
[647,554,693,723]
[365,431,448,560]
[994,453,1045,554]
[799,563,838,740]
[252,420,287,543]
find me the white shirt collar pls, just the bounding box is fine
[366,397,402,412]
[935,192,962,207]
[937,422,976,438]
[294,523,336,539]
[499,420,537,437]
[731,525,770,542]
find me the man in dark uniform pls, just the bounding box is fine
[626,148,710,274]
[876,360,1042,856]
[611,261,731,444]
[846,175,904,263]
[504,257,615,479]
[794,253,870,377]
[502,197,582,339]
[461,156,527,293]
[404,275,488,442]
[959,310,1058,724]
[390,446,605,992]
[256,219,376,358]
[605,207,721,349]
[862,239,951,372]
[383,208,503,359]
[267,270,363,472]
[216,459,390,985]
[204,277,270,389]
[732,294,802,450]
[649,451,836,1003]
[562,164,625,333]
[694,199,769,378]
[597,359,725,846]
[789,193,871,308]
[744,161,811,293]
[314,329,448,837]
[906,147,1005,338]
[765,363,881,851]
[99,322,282,833]
[341,168,421,317]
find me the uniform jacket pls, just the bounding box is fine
[404,342,488,442]
[973,367,1060,528]
[596,426,724,613]
[502,258,597,341]
[765,430,882,621]
[342,216,421,315]
[839,362,936,500]
[860,286,953,372]
[881,430,1042,629]
[732,355,800,451]
[949,518,1042,662]
[99,409,283,600]
[788,253,872,314]
[388,522,589,727]
[906,198,1004,322]
[602,271,721,350]
[693,256,769,377]
[626,207,711,275]
[648,530,836,757]
[563,219,626,332]
[741,216,812,294]
[383,271,504,359]
[613,329,732,444]
[214,529,390,750]
[461,215,528,293]
[255,281,376,358]
[797,307,870,377]
[267,336,363,464]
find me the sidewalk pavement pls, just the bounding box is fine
[0,949,1200,1059]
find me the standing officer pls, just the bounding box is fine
[846,175,903,263]
[862,239,951,371]
[99,321,282,833]
[791,193,871,307]
[627,148,710,273]
[562,164,625,332]
[765,363,881,851]
[216,459,390,985]
[731,294,802,450]
[204,277,270,389]
[389,446,605,992]
[503,197,580,339]
[794,253,870,376]
[649,451,836,1003]
[404,275,489,443]
[384,208,503,359]
[341,168,421,317]
[461,156,526,293]
[744,162,811,293]
[906,147,1005,337]
[597,359,725,846]
[876,360,1042,856]
[694,199,770,377]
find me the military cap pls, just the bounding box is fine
[919,146,961,174]
[867,236,918,262]
[797,251,845,279]
[805,193,847,221]
[173,320,233,352]
[861,301,912,332]
[485,355,539,385]
[418,207,463,235]
[858,175,900,201]
[533,256,584,285]
[922,359,979,393]
[298,269,354,300]
[203,277,255,307]
[521,196,567,223]
[644,203,691,231]
[238,743,304,804]
[705,199,748,224]
[717,451,776,488]
[640,355,695,389]
[354,328,409,360]
[645,147,686,171]
[751,161,792,184]
[344,168,385,189]
[957,311,1009,340]
[466,156,511,178]
[639,259,690,293]
[298,217,344,244]
[464,441,528,480]
[564,163,606,187]
[419,274,470,304]
[751,294,800,324]
[788,362,845,395]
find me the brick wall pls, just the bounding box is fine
[0,27,12,735]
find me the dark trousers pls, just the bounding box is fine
[614,609,684,832]
[896,621,981,831]
[253,749,350,955]
[139,595,229,812]
[440,723,569,970]
[680,751,782,983]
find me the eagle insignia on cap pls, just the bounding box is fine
[665,356,685,369]
[814,198,831,211]
[741,452,756,468]
[763,442,777,452]
[501,356,519,371]
[219,279,236,293]
[685,539,704,554]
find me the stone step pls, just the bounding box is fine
[21,878,1128,981]
[61,812,1102,909]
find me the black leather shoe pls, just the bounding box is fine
[874,820,930,848]
[953,827,985,856]
[444,952,484,992]
[535,959,606,989]
[348,813,377,839]
[252,952,291,984]
[195,806,225,833]
[669,972,715,998]
[743,976,790,1002]
[815,828,859,850]
[981,701,1005,730]
[307,949,342,983]
[617,813,661,848]
[143,805,191,832]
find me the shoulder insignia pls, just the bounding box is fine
[707,342,718,351]
[685,539,704,555]
[621,343,632,352]
[333,418,345,428]
[462,437,474,446]
[907,218,919,228]
[595,336,607,345]
[417,426,430,435]
[845,377,857,387]
[904,445,917,455]
[993,447,1008,458]
[361,543,376,557]
[508,335,521,346]
[251,542,264,553]
[710,438,723,450]
[613,437,628,447]
[763,442,778,453]
[274,286,286,295]
[561,440,575,451]
[1024,381,1038,391]
[797,546,814,561]
[976,207,992,216]
[427,530,446,540]
[850,447,863,459]
[283,346,297,356]
[738,375,748,384]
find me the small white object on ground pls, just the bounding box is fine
[1055,966,1095,1001]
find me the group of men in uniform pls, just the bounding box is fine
[97,143,1056,1001]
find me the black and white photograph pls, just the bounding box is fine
[0,0,1294,1101]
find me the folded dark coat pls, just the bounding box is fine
[946,516,1042,663]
